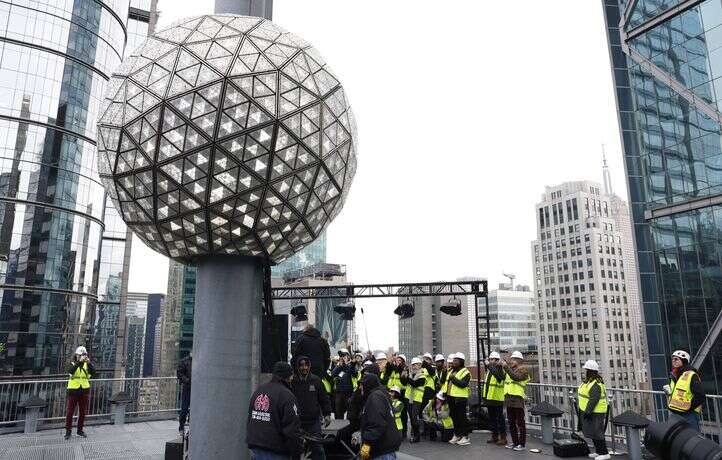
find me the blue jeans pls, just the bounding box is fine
[372,454,397,460]
[250,449,290,460]
[670,410,701,431]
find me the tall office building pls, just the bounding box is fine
[532,181,645,424]
[397,292,472,361]
[142,293,163,377]
[603,0,722,400]
[125,315,145,379]
[126,292,149,318]
[0,0,156,375]
[486,284,537,354]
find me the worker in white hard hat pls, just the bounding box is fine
[419,354,437,417]
[422,391,454,442]
[375,352,388,376]
[434,354,447,393]
[665,350,705,431]
[384,354,409,438]
[388,385,404,431]
[503,351,529,451]
[65,345,95,439]
[577,360,610,460]
[483,351,507,446]
[408,357,427,443]
[446,352,471,446]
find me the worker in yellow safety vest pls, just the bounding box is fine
[389,386,404,431]
[65,346,95,440]
[446,352,471,446]
[664,350,705,432]
[577,360,610,460]
[483,351,507,446]
[422,391,455,442]
[408,357,427,443]
[386,354,408,438]
[503,351,530,451]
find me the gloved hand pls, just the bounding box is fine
[351,431,362,446]
[360,443,371,460]
[662,384,672,395]
[323,415,331,427]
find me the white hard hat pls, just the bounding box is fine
[354,351,364,357]
[75,346,87,355]
[397,354,406,362]
[672,350,690,361]
[423,352,433,360]
[455,352,466,361]
[489,351,501,360]
[390,386,401,394]
[435,354,445,362]
[339,348,349,355]
[363,360,373,366]
[376,352,387,360]
[583,360,600,371]
[436,391,445,400]
[511,351,524,360]
[447,355,454,363]
[411,357,422,365]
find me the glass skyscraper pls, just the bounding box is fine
[604,0,722,398]
[0,0,156,376]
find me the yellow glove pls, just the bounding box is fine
[360,443,371,460]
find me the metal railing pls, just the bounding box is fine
[0,376,179,433]
[471,381,722,449]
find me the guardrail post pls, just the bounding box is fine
[530,401,564,444]
[110,391,134,426]
[611,410,649,460]
[18,396,47,434]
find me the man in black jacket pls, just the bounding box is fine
[331,349,355,419]
[247,362,303,459]
[292,324,331,378]
[359,373,401,460]
[176,353,192,433]
[291,356,332,460]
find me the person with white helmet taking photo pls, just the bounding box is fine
[433,354,447,393]
[446,352,471,446]
[664,350,705,431]
[503,351,529,451]
[64,346,95,439]
[407,357,427,443]
[483,351,507,446]
[577,360,610,460]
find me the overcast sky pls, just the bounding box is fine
[128,0,626,351]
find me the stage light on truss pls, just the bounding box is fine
[334,301,355,321]
[440,297,462,316]
[290,303,308,322]
[394,301,415,319]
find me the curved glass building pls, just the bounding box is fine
[0,0,129,375]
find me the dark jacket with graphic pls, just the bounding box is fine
[246,377,302,455]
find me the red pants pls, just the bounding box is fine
[65,392,88,432]
[507,406,526,446]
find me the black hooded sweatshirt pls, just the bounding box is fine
[360,374,402,457]
[291,356,332,423]
[292,327,331,378]
[246,376,303,456]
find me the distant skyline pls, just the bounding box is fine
[128,0,627,350]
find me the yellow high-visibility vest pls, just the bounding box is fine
[669,371,702,414]
[322,374,333,394]
[410,369,427,403]
[392,399,403,430]
[447,368,470,398]
[483,371,505,402]
[67,362,90,390]
[577,380,608,414]
[503,371,529,398]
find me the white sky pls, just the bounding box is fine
[128,0,626,351]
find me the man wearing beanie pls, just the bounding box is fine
[359,373,402,460]
[247,362,303,458]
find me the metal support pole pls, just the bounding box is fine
[541,416,554,444]
[474,293,482,427]
[113,403,127,426]
[24,407,40,434]
[189,255,264,460]
[626,427,642,460]
[215,0,273,18]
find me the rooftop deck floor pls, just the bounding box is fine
[0,420,633,460]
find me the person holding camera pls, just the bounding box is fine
[331,349,355,419]
[664,350,705,431]
[65,346,95,439]
[577,360,610,460]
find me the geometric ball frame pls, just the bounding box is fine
[96,15,357,263]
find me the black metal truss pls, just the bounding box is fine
[270,280,487,300]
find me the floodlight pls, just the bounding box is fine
[334,301,355,320]
[394,302,414,319]
[290,303,307,322]
[440,298,462,316]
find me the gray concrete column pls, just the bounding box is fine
[189,255,264,460]
[215,0,273,19]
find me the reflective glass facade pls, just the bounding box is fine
[0,0,128,375]
[605,0,722,396]
[271,230,326,276]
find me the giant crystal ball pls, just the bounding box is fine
[97,15,357,263]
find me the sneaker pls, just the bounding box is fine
[448,435,459,444]
[457,437,471,446]
[513,445,526,451]
[64,432,71,440]
[589,454,599,459]
[76,431,87,438]
[505,443,515,449]
[596,455,611,460]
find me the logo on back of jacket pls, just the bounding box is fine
[252,394,271,422]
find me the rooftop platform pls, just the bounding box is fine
[0,420,633,460]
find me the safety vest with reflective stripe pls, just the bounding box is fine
[447,367,470,398]
[503,371,529,398]
[392,399,403,430]
[577,380,608,414]
[322,373,333,394]
[483,371,505,402]
[424,368,435,393]
[409,368,428,403]
[352,372,359,391]
[67,362,90,390]
[669,370,702,414]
